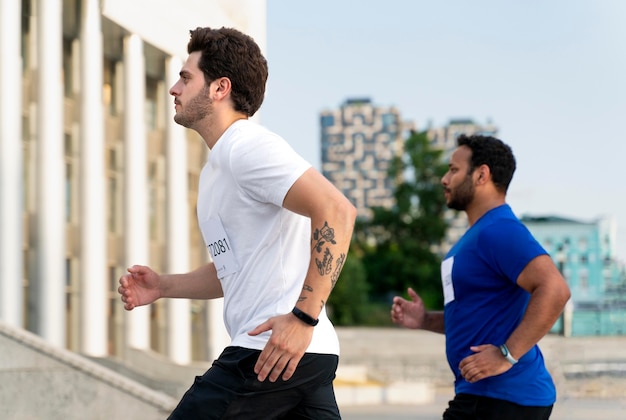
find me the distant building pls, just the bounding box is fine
[427,118,499,159]
[427,119,499,254]
[522,215,626,336]
[320,98,413,219]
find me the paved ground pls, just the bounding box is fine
[341,395,626,420]
[335,327,626,420]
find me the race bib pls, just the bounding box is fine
[441,257,455,305]
[199,218,239,278]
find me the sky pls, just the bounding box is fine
[261,0,626,262]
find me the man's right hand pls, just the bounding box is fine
[118,265,162,310]
[390,287,426,329]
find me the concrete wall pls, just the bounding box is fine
[0,322,177,420]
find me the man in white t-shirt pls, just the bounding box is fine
[118,27,356,419]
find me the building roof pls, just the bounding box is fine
[520,215,590,225]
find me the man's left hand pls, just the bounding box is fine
[458,344,513,383]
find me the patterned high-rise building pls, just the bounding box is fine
[320,98,413,220]
[427,118,499,159]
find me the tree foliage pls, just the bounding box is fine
[352,130,449,309]
[327,249,370,325]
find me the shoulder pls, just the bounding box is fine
[477,205,532,244]
[476,207,547,280]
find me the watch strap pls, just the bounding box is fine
[499,344,518,365]
[291,307,319,326]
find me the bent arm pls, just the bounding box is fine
[504,254,571,360]
[161,262,223,300]
[282,167,357,320]
[422,311,445,334]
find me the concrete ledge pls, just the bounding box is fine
[335,364,435,406]
[385,381,435,405]
[0,322,177,419]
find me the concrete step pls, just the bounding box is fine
[0,322,177,420]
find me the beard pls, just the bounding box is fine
[174,85,212,128]
[446,174,475,211]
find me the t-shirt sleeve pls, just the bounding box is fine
[478,220,548,285]
[229,131,311,206]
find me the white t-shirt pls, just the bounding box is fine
[197,119,340,355]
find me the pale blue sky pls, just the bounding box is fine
[262,0,626,261]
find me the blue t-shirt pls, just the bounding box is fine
[443,204,556,406]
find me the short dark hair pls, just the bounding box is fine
[187,27,268,117]
[457,134,516,193]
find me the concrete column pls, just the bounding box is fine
[124,34,150,349]
[79,0,107,356]
[36,0,66,347]
[165,57,191,364]
[0,0,24,327]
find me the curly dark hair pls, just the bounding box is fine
[457,134,516,193]
[187,27,268,117]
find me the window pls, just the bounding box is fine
[145,77,159,130]
[103,59,120,116]
[321,114,335,128]
[63,38,74,98]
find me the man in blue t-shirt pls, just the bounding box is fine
[391,134,571,420]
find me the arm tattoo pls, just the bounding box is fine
[312,221,337,253]
[298,284,313,302]
[331,253,346,289]
[315,248,334,275]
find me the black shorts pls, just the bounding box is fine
[443,393,553,420]
[168,346,341,420]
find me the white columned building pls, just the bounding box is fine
[79,0,108,356]
[36,0,66,348]
[165,57,192,364]
[0,0,24,327]
[123,33,151,350]
[4,0,267,366]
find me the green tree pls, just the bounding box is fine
[327,249,370,325]
[354,130,449,310]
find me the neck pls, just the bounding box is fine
[197,111,248,149]
[465,196,506,226]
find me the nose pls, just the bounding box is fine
[169,81,180,97]
[441,172,449,187]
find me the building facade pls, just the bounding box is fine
[522,215,626,336]
[320,98,412,220]
[0,0,266,364]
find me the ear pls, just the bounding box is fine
[475,164,491,185]
[213,77,232,101]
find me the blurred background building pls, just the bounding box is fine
[522,215,626,336]
[0,0,265,366]
[320,98,413,220]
